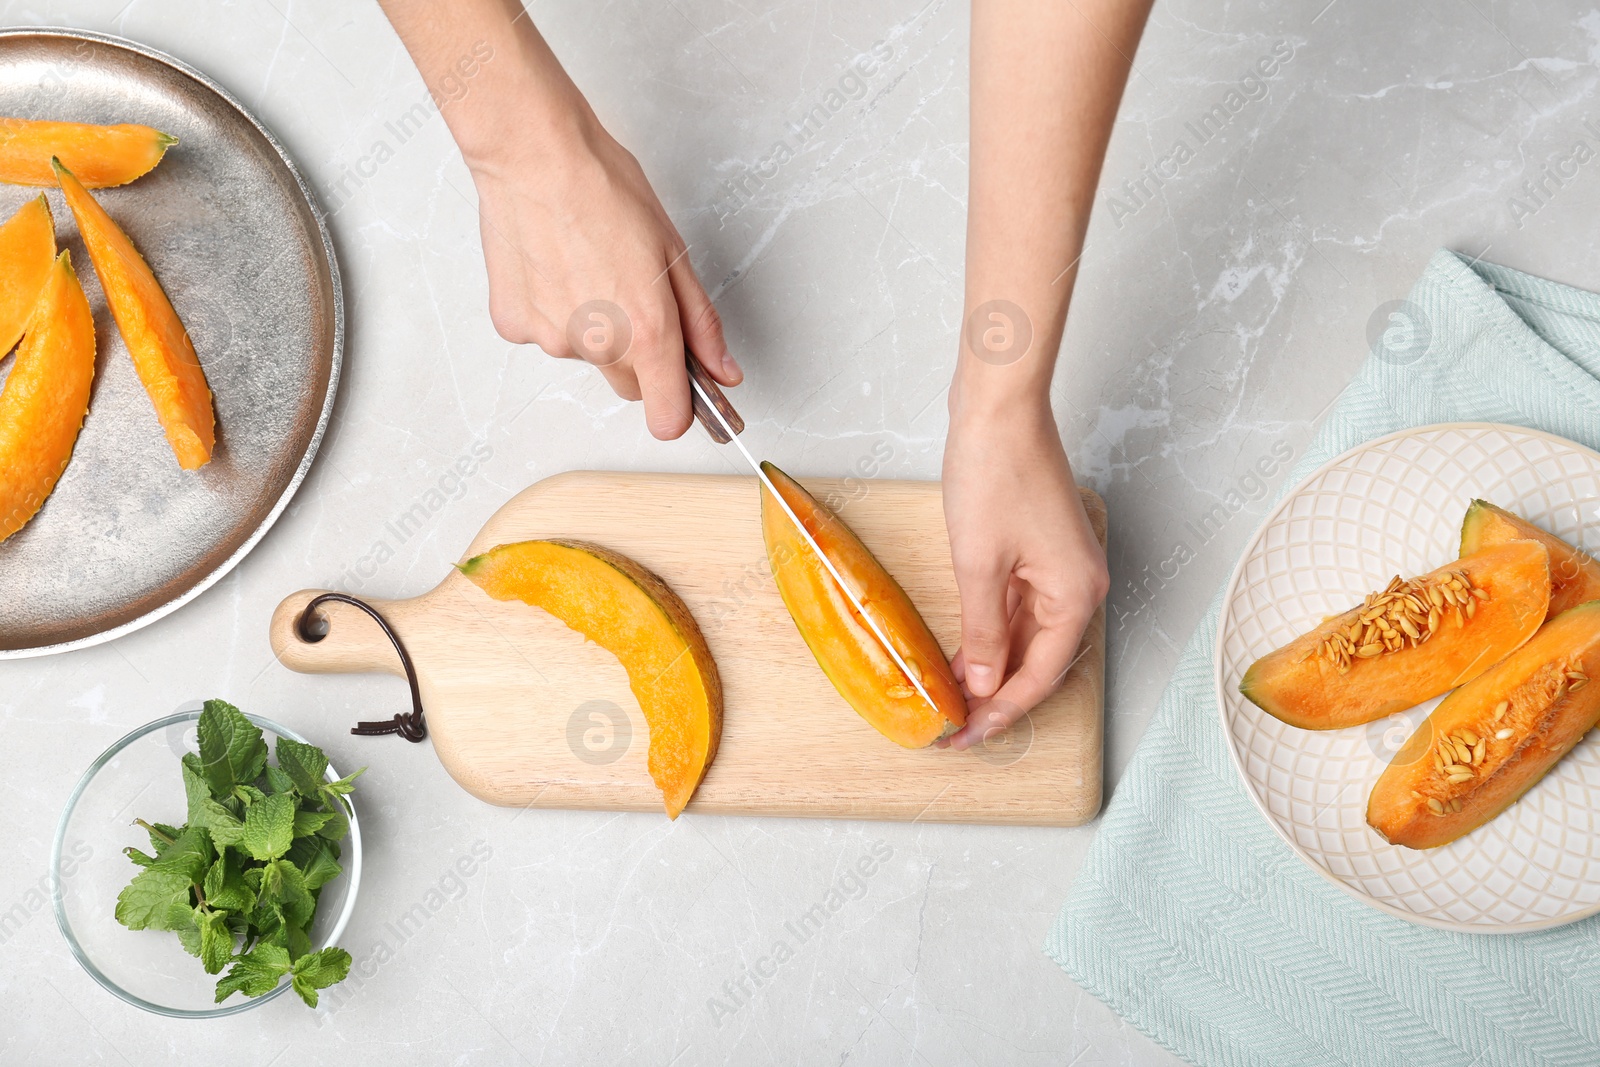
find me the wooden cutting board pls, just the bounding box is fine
[269,472,1106,826]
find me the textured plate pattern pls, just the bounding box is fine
[1217,424,1600,932]
[0,29,340,656]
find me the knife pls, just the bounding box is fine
[684,352,942,717]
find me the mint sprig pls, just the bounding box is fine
[195,699,268,797]
[115,700,363,1008]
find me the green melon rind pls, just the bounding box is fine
[1459,498,1493,557]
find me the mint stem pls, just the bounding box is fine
[134,818,174,845]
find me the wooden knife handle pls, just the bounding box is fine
[686,349,744,444]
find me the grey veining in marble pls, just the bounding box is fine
[5,0,1600,1064]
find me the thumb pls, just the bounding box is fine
[954,559,1013,699]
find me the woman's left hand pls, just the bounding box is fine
[936,399,1108,750]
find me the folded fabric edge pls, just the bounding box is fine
[1454,251,1600,327]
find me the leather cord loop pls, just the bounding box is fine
[295,592,428,743]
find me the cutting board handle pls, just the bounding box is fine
[269,589,407,676]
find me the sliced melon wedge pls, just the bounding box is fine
[760,461,966,748]
[0,195,56,357]
[54,157,215,470]
[1461,499,1600,619]
[1239,540,1550,729]
[1369,600,1600,849]
[460,539,721,819]
[0,251,96,542]
[0,118,175,187]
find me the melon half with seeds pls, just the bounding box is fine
[1239,540,1551,730]
[1368,600,1600,849]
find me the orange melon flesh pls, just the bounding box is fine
[460,539,722,819]
[0,118,175,187]
[1368,600,1600,849]
[1460,499,1600,619]
[54,158,214,469]
[759,461,966,748]
[0,251,97,542]
[1239,540,1550,730]
[0,195,56,357]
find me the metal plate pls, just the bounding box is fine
[0,29,342,657]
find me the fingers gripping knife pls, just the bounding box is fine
[683,352,942,718]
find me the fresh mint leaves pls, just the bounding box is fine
[207,941,352,1007]
[195,699,268,797]
[114,866,193,930]
[290,947,354,1008]
[116,699,360,1006]
[275,735,328,795]
[241,792,296,862]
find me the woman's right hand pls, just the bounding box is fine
[379,0,738,437]
[465,114,740,439]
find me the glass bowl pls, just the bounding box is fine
[51,710,362,1017]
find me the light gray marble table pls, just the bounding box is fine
[5,1,1600,1064]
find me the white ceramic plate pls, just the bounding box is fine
[1216,423,1600,933]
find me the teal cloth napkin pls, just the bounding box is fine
[1046,250,1600,1067]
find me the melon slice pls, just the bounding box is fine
[1368,600,1600,849]
[0,118,175,187]
[54,157,215,470]
[460,539,721,819]
[1239,540,1550,729]
[760,461,966,748]
[0,251,96,542]
[1460,499,1600,619]
[0,195,56,357]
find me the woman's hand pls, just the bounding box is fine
[937,399,1107,750]
[936,0,1150,746]
[378,0,739,441]
[466,118,740,439]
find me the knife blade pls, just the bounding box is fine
[684,353,943,719]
